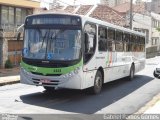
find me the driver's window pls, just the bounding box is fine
[84,23,97,63]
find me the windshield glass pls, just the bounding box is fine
[23,28,81,60]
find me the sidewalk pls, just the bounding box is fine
[0,67,20,86]
[136,93,160,114]
[134,57,160,114]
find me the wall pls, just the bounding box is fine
[0,32,8,68]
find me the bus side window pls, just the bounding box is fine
[84,23,97,63]
[115,30,123,52]
[108,28,115,51]
[98,26,107,51]
[123,33,128,52]
[140,36,145,52]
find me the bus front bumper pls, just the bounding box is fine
[20,67,82,89]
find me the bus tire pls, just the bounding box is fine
[90,71,103,94]
[153,71,158,78]
[128,64,135,81]
[43,86,55,93]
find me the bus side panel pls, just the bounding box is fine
[133,52,146,74]
[82,70,97,89]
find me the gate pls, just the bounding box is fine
[8,40,23,65]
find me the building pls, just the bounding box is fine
[112,1,160,56]
[151,12,160,51]
[132,13,152,48]
[135,0,143,5]
[146,0,160,14]
[100,0,130,7]
[0,0,40,68]
[113,2,146,16]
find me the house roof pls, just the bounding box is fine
[113,2,146,14]
[76,5,93,15]
[36,4,126,26]
[64,6,77,13]
[90,5,126,26]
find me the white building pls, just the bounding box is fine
[132,12,160,51]
[151,12,160,51]
[132,13,152,48]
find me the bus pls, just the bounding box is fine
[19,13,146,94]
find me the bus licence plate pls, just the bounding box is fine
[40,79,51,83]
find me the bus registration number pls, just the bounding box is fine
[40,79,51,83]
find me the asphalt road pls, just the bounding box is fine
[0,57,160,119]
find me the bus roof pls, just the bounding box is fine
[27,13,145,37]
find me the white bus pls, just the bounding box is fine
[19,13,146,94]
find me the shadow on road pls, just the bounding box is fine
[20,75,154,114]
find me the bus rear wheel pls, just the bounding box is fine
[90,71,103,94]
[127,64,135,81]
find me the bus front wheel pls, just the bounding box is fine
[43,86,55,93]
[90,71,103,94]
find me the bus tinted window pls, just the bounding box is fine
[98,26,107,51]
[116,30,123,41]
[108,28,115,51]
[115,30,123,52]
[123,33,130,52]
[84,23,97,63]
[108,28,115,40]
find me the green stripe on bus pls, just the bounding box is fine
[21,59,83,75]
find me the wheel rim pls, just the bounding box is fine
[95,76,102,91]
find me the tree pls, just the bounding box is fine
[156,27,160,32]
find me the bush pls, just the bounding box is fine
[5,59,13,68]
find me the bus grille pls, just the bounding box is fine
[31,72,61,76]
[32,78,59,85]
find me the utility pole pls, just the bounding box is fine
[74,0,76,6]
[130,0,133,30]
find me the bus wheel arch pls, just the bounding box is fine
[88,68,104,94]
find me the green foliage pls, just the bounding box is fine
[5,59,13,68]
[156,27,160,32]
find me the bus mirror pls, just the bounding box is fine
[16,24,24,41]
[17,32,21,41]
[17,24,24,32]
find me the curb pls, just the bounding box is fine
[0,75,20,86]
[135,93,160,114]
[0,80,20,86]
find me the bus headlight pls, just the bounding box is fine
[74,67,80,74]
[62,67,80,78]
[21,67,30,76]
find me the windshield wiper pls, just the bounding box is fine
[40,31,48,49]
[45,29,50,59]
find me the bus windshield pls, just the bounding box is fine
[23,28,81,61]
